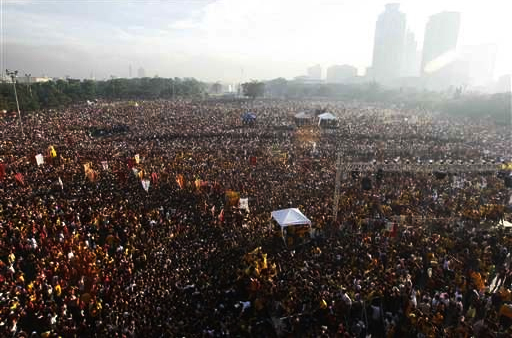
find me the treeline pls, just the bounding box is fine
[0,77,206,111]
[437,93,511,125]
[263,78,511,125]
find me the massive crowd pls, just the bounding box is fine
[0,99,511,337]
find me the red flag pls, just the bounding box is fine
[176,174,185,189]
[151,172,158,185]
[218,208,225,222]
[0,163,5,180]
[250,156,257,166]
[15,173,24,185]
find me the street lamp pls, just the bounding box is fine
[25,73,32,97]
[6,69,24,137]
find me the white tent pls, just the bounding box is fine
[317,112,337,126]
[271,208,312,246]
[271,208,311,227]
[294,112,312,119]
[499,220,512,228]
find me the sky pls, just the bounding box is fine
[1,0,511,83]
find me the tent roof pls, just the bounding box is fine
[318,112,337,120]
[271,208,311,227]
[499,220,512,228]
[294,112,311,119]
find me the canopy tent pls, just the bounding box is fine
[242,112,257,123]
[317,112,337,126]
[294,112,312,119]
[499,220,512,228]
[271,208,312,246]
[271,208,311,227]
[294,112,313,126]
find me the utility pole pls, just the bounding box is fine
[6,69,24,137]
[25,73,32,97]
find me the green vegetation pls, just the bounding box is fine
[0,77,207,112]
[241,80,265,99]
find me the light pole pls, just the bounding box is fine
[25,73,32,97]
[6,69,24,137]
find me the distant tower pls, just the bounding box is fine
[307,64,322,80]
[137,67,146,78]
[401,30,420,77]
[129,64,132,78]
[421,11,461,75]
[371,3,407,83]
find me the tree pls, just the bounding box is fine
[242,81,265,99]
[265,78,287,98]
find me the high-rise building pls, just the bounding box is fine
[371,3,406,83]
[307,64,322,80]
[421,11,460,75]
[137,67,146,78]
[401,30,420,77]
[326,65,357,83]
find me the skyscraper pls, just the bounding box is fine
[421,11,460,75]
[307,64,322,80]
[137,67,146,78]
[371,3,406,83]
[401,30,420,77]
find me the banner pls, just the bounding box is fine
[15,173,24,185]
[49,146,57,158]
[138,169,145,180]
[176,174,185,189]
[250,156,257,166]
[225,190,240,207]
[239,198,249,212]
[101,161,108,170]
[35,154,44,166]
[142,179,150,192]
[86,169,97,182]
[132,168,139,177]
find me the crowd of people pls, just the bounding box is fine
[0,98,511,337]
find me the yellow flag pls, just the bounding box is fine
[50,146,57,158]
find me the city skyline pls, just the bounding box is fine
[1,0,510,83]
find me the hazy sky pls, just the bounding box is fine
[1,0,511,82]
